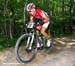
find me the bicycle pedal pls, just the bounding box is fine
[45,46,52,50]
[45,47,50,50]
[25,48,32,52]
[37,46,43,50]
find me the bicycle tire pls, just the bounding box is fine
[15,34,37,63]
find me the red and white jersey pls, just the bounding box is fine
[30,8,48,21]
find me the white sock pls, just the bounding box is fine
[37,43,40,48]
[47,39,51,47]
[41,43,43,47]
[28,47,32,50]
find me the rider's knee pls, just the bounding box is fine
[41,29,45,34]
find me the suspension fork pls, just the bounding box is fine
[26,33,35,49]
[29,33,35,48]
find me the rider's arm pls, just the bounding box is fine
[41,11,50,23]
[28,15,34,28]
[29,15,34,23]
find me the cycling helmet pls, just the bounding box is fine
[26,3,35,11]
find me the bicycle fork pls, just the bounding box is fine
[26,33,34,50]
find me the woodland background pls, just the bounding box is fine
[0,0,75,50]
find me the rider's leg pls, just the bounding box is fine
[36,26,43,48]
[41,22,51,47]
[41,27,49,40]
[36,30,40,48]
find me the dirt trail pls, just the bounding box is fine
[0,36,75,66]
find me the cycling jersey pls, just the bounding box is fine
[30,8,48,21]
[30,8,50,29]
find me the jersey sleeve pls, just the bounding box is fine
[41,11,48,18]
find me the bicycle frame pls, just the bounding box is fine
[15,22,53,63]
[23,23,47,49]
[23,23,39,49]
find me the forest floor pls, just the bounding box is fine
[0,35,75,66]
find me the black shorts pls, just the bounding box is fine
[35,19,44,25]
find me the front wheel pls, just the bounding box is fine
[15,34,37,63]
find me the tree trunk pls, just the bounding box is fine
[69,0,74,34]
[62,0,65,16]
[9,18,13,39]
[4,0,8,40]
[46,0,51,17]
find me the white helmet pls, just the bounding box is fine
[26,3,35,11]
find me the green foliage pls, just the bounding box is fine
[0,0,75,50]
[0,38,17,51]
[50,17,71,37]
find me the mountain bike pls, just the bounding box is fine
[15,22,53,63]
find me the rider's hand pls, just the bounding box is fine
[27,22,34,28]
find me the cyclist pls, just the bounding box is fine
[26,3,51,49]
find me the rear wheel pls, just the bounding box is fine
[15,34,37,63]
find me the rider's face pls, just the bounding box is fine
[29,8,35,14]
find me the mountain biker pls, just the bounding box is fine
[26,3,51,49]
